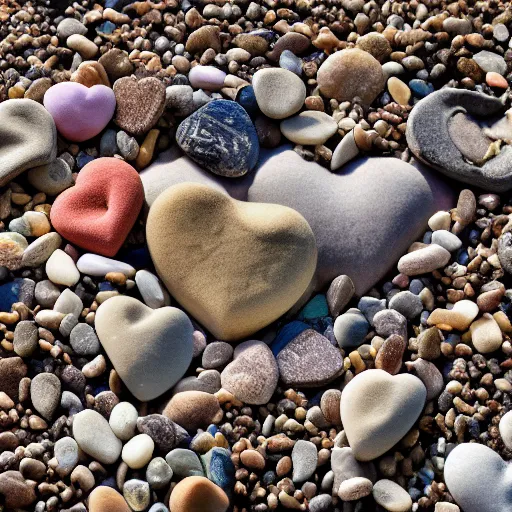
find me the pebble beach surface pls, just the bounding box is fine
[2,1,512,512]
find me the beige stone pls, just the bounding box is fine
[470,313,503,353]
[163,391,223,431]
[88,486,130,512]
[146,183,317,341]
[280,111,338,145]
[169,476,229,512]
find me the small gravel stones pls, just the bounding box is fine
[340,370,426,461]
[114,76,166,136]
[72,409,122,465]
[252,68,306,119]
[221,340,278,404]
[317,49,385,106]
[372,479,413,512]
[291,440,318,482]
[176,100,259,177]
[30,372,61,420]
[277,329,343,387]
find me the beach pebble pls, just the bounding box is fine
[387,77,411,105]
[473,50,507,75]
[428,211,451,231]
[317,49,385,106]
[114,76,166,136]
[327,275,355,317]
[334,309,369,349]
[13,321,38,357]
[240,450,265,471]
[35,281,60,309]
[292,440,317,482]
[252,68,306,119]
[340,369,426,461]
[169,476,229,512]
[57,18,87,39]
[122,434,155,469]
[147,457,173,489]
[88,486,130,512]
[45,249,80,287]
[72,409,122,464]
[77,254,136,277]
[21,232,62,268]
[431,230,462,252]
[221,340,278,405]
[388,291,423,319]
[188,65,226,90]
[280,111,337,145]
[110,402,138,441]
[54,288,83,318]
[99,48,134,82]
[0,357,27,402]
[30,372,61,420]
[67,34,98,59]
[375,334,406,375]
[28,159,73,195]
[135,270,170,309]
[277,329,343,387]
[499,410,512,449]
[0,232,26,271]
[406,359,444,400]
[123,479,150,511]
[470,313,502,353]
[331,447,376,495]
[117,131,139,160]
[397,244,451,275]
[309,495,334,512]
[0,471,36,509]
[54,437,79,476]
[372,479,413,511]
[163,391,222,431]
[9,211,50,237]
[338,477,373,501]
[70,323,100,356]
[166,448,204,477]
[137,414,180,454]
[176,100,259,178]
[427,300,479,330]
[0,99,57,186]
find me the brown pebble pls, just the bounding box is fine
[240,449,266,471]
[0,471,36,509]
[455,189,476,225]
[320,389,342,425]
[375,334,407,375]
[163,391,223,431]
[71,61,110,88]
[186,26,221,54]
[276,455,292,476]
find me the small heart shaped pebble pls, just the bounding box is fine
[95,296,194,401]
[146,183,317,341]
[43,82,116,142]
[50,158,144,257]
[340,369,426,461]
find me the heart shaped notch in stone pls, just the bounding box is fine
[146,183,317,341]
[50,158,144,257]
[95,296,194,401]
[340,369,427,461]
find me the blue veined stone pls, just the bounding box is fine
[176,99,259,177]
[207,424,218,436]
[299,294,329,321]
[456,248,469,265]
[201,447,234,495]
[409,79,434,98]
[271,320,309,356]
[236,86,259,118]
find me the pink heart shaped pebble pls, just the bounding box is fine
[44,82,116,142]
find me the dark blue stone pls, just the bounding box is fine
[456,248,469,265]
[262,471,276,485]
[176,100,259,177]
[236,86,259,118]
[172,74,190,86]
[77,152,95,169]
[105,0,131,8]
[271,320,309,356]
[207,424,218,436]
[0,279,22,311]
[98,281,115,292]
[209,447,235,494]
[117,247,152,269]
[409,79,434,98]
[423,231,432,244]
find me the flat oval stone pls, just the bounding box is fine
[221,340,278,405]
[188,65,226,90]
[95,296,194,401]
[88,486,130,512]
[277,329,343,387]
[252,68,306,119]
[280,111,338,145]
[72,409,122,465]
[27,158,74,195]
[21,232,62,268]
[76,254,135,277]
[169,476,229,512]
[30,372,61,420]
[340,369,426,461]
[165,448,204,477]
[110,402,138,441]
[163,391,222,431]
[397,244,451,276]
[176,100,259,177]
[291,440,317,483]
[334,308,370,349]
[146,183,316,341]
[372,479,412,511]
[0,99,57,187]
[122,434,154,469]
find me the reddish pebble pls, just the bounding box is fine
[50,158,144,257]
[486,72,508,88]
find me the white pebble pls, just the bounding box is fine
[109,402,139,441]
[46,249,80,287]
[122,434,155,469]
[76,253,136,277]
[135,270,170,309]
[428,211,451,231]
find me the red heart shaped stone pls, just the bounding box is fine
[50,158,144,257]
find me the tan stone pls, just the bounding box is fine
[71,61,110,88]
[163,391,223,431]
[146,183,317,340]
[88,486,130,512]
[169,476,229,512]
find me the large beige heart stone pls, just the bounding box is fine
[95,296,194,401]
[146,183,317,341]
[340,369,426,461]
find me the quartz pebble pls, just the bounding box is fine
[372,479,413,511]
[46,249,80,287]
[122,434,155,469]
[76,254,136,277]
[110,402,139,441]
[135,270,170,309]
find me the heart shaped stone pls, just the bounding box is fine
[444,443,512,512]
[43,82,116,142]
[50,158,144,257]
[0,99,57,187]
[113,76,166,136]
[407,88,512,192]
[340,369,426,461]
[95,295,194,401]
[248,149,452,295]
[146,183,317,341]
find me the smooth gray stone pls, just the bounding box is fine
[388,291,423,319]
[444,443,511,512]
[0,99,57,187]
[473,50,507,75]
[331,447,376,496]
[165,448,204,477]
[248,148,453,295]
[407,88,512,192]
[333,308,369,348]
[431,230,462,252]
